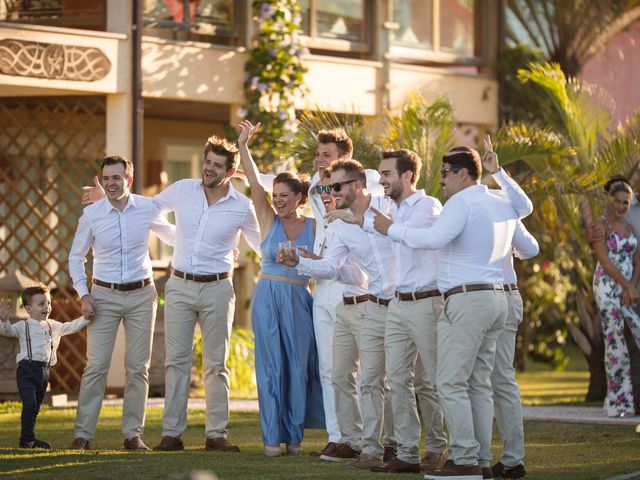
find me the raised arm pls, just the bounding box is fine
[237,120,275,238]
[483,135,533,218]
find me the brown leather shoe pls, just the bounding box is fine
[310,441,336,457]
[346,453,385,470]
[370,457,421,473]
[424,460,483,479]
[482,467,494,479]
[69,437,90,450]
[204,437,240,452]
[492,462,526,479]
[153,435,184,451]
[421,450,449,472]
[320,442,360,462]
[124,436,150,451]
[383,445,397,463]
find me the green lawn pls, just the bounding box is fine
[1,406,639,480]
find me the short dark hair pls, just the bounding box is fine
[21,284,49,307]
[329,159,366,185]
[442,147,482,180]
[101,155,134,178]
[204,135,239,170]
[274,172,310,207]
[383,149,422,186]
[316,128,353,159]
[604,175,633,196]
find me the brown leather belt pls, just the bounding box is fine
[503,283,519,292]
[93,278,151,291]
[367,294,391,306]
[443,283,504,301]
[343,294,369,305]
[395,289,441,301]
[172,269,230,282]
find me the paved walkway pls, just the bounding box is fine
[60,397,640,427]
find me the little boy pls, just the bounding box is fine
[0,284,90,449]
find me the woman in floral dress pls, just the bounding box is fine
[593,177,640,417]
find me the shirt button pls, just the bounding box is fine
[324,225,328,229]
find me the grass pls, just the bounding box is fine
[0,406,639,480]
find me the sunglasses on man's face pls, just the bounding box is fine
[315,185,332,194]
[440,167,462,178]
[330,178,359,192]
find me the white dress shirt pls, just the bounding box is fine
[0,316,88,365]
[490,168,533,218]
[503,220,540,284]
[298,195,396,299]
[69,194,176,298]
[388,185,518,293]
[364,190,441,293]
[152,179,261,275]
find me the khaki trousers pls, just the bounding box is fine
[437,290,507,466]
[360,301,395,458]
[332,301,365,449]
[385,296,447,463]
[162,275,235,439]
[490,290,525,467]
[74,283,157,440]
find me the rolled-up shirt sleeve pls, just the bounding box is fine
[68,212,94,298]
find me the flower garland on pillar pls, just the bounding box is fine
[240,0,308,169]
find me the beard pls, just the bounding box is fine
[202,172,223,188]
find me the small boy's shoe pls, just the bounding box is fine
[20,439,51,449]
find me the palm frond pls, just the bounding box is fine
[382,93,454,196]
[288,108,381,173]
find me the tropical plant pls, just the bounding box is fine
[382,94,454,195]
[288,109,382,173]
[494,62,640,399]
[506,0,640,76]
[241,0,308,170]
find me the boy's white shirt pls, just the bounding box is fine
[0,316,89,366]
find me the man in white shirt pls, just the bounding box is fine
[307,129,387,458]
[281,159,396,470]
[69,155,175,451]
[307,129,356,456]
[491,222,538,480]
[152,136,261,452]
[371,145,524,480]
[364,149,447,474]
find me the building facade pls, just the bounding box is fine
[0,0,500,395]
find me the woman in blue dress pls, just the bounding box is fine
[237,120,324,456]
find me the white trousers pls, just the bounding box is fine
[312,281,343,443]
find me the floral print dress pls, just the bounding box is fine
[593,224,640,416]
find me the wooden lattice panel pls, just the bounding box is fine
[0,96,105,392]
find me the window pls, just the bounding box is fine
[143,0,240,44]
[391,0,477,62]
[0,0,106,30]
[299,0,370,52]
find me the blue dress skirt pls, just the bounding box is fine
[251,216,325,445]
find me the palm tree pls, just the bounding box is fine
[495,62,640,399]
[506,0,640,76]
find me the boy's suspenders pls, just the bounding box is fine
[25,321,33,361]
[24,321,54,366]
